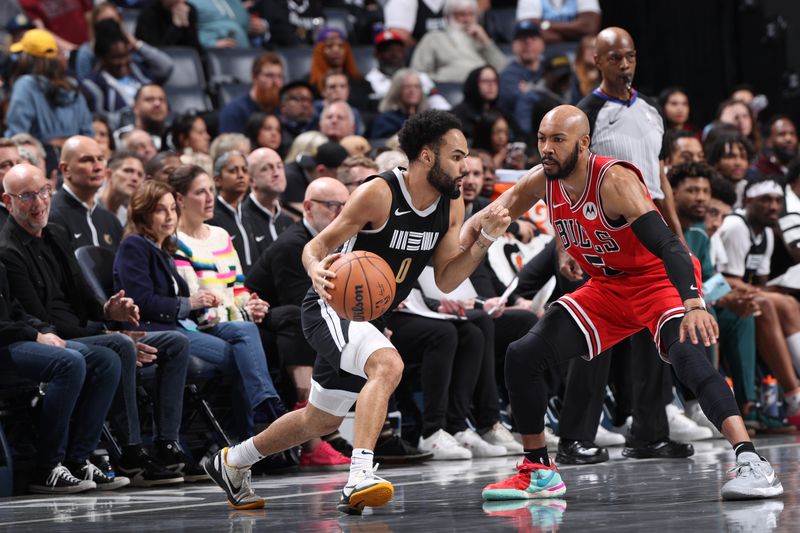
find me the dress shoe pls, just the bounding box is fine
[622,438,694,459]
[555,439,609,465]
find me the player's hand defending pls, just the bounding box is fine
[680,308,719,347]
[311,253,341,301]
[480,205,512,240]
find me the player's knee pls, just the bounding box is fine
[369,351,404,386]
[506,334,539,375]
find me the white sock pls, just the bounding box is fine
[225,438,265,468]
[347,448,374,487]
[785,391,800,416]
[785,332,800,374]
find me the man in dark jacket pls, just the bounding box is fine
[0,163,197,487]
[0,259,124,494]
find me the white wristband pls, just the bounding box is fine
[480,228,498,242]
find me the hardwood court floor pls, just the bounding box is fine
[0,434,797,532]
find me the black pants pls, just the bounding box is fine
[390,313,484,437]
[506,305,740,438]
[493,309,538,404]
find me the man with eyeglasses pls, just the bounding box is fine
[0,162,195,488]
[0,139,23,229]
[278,81,316,156]
[283,141,349,220]
[219,52,284,134]
[49,136,123,253]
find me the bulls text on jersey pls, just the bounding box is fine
[553,219,621,255]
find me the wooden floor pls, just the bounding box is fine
[0,434,797,532]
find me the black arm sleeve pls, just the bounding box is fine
[630,210,700,302]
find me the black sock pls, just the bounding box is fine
[523,447,550,466]
[733,441,757,459]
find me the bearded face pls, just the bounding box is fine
[542,141,580,181]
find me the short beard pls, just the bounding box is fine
[427,155,461,199]
[774,145,797,164]
[543,142,580,181]
[253,84,280,111]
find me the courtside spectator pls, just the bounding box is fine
[219,52,284,134]
[411,0,508,83]
[98,151,145,225]
[245,113,283,157]
[121,129,158,163]
[318,101,356,143]
[516,0,601,44]
[755,115,798,177]
[243,148,293,255]
[113,84,170,151]
[135,0,203,52]
[4,29,93,145]
[282,141,347,219]
[187,0,250,49]
[498,21,545,119]
[209,151,257,272]
[372,69,429,139]
[278,81,316,155]
[51,135,123,252]
[74,3,174,84]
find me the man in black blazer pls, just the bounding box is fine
[0,163,197,488]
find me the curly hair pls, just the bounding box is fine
[667,161,716,189]
[398,110,462,162]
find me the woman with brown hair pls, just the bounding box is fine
[4,29,93,145]
[114,178,289,442]
[574,34,600,99]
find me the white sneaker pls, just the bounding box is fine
[454,429,507,457]
[482,423,524,455]
[204,448,263,510]
[418,429,472,460]
[544,426,560,447]
[595,424,625,447]
[338,464,394,515]
[667,403,713,441]
[684,401,724,438]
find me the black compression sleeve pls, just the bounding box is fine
[630,210,700,302]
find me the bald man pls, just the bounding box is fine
[469,105,782,502]
[243,147,294,256]
[0,139,22,228]
[51,136,123,252]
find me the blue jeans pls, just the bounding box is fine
[76,332,190,445]
[182,321,278,431]
[0,340,120,470]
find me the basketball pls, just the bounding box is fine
[327,251,396,322]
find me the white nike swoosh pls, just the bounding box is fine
[690,284,697,291]
[255,235,266,242]
[74,233,82,239]
[766,470,776,484]
[394,208,412,216]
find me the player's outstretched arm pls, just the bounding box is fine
[433,197,511,293]
[459,165,547,251]
[601,166,719,346]
[302,179,392,300]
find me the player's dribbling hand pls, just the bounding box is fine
[558,252,584,281]
[680,308,719,347]
[311,253,341,301]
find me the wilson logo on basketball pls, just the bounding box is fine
[352,284,365,321]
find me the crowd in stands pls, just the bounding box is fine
[0,0,799,497]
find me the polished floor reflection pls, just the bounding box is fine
[0,434,797,532]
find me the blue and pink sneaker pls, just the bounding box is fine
[482,458,566,500]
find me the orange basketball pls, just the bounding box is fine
[328,251,396,321]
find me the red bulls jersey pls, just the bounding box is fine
[546,153,666,280]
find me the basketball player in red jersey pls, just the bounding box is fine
[469,105,782,501]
